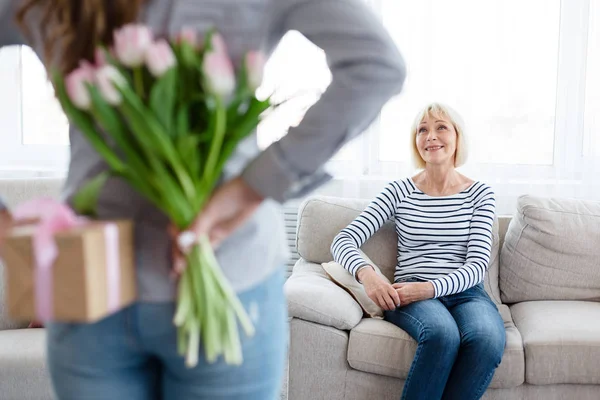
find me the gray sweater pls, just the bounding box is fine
[0,0,405,301]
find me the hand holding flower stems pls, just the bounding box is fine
[170,176,264,275]
[55,24,269,368]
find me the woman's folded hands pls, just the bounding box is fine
[358,266,435,310]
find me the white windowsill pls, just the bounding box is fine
[0,170,67,179]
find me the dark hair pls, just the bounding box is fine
[17,0,143,73]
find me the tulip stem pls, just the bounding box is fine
[134,68,145,99]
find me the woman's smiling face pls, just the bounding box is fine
[415,112,458,167]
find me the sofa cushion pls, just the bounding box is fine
[347,304,524,388]
[296,197,398,279]
[0,328,53,399]
[322,250,390,318]
[284,259,363,331]
[500,195,600,303]
[0,178,63,209]
[296,196,503,304]
[0,262,29,331]
[510,300,600,385]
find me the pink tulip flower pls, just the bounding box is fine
[145,39,176,77]
[245,51,266,91]
[113,24,153,67]
[95,65,127,106]
[178,27,198,48]
[210,33,228,55]
[65,65,95,110]
[203,51,235,98]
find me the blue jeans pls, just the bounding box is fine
[384,281,505,400]
[46,268,288,400]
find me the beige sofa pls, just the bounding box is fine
[285,195,600,400]
[0,178,63,400]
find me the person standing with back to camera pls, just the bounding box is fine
[0,0,406,399]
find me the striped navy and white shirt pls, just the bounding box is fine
[331,178,496,298]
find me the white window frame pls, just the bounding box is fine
[0,46,69,174]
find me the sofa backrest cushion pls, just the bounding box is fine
[297,196,503,304]
[500,195,600,303]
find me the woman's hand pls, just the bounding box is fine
[168,176,264,275]
[359,267,401,311]
[392,282,435,307]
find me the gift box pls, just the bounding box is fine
[2,220,137,323]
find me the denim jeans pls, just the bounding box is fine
[46,268,288,400]
[384,281,505,400]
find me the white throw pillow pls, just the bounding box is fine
[322,250,390,319]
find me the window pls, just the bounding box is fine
[257,32,330,150]
[379,0,560,167]
[20,46,69,146]
[1,0,598,206]
[256,28,363,168]
[0,46,69,172]
[258,0,599,204]
[374,0,595,184]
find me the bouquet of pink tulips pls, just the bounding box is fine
[53,24,270,367]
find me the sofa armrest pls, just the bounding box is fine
[284,259,363,331]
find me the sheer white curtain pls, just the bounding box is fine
[581,0,600,198]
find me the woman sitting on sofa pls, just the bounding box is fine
[331,103,505,400]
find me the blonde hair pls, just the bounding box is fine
[409,103,468,169]
[17,0,143,73]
